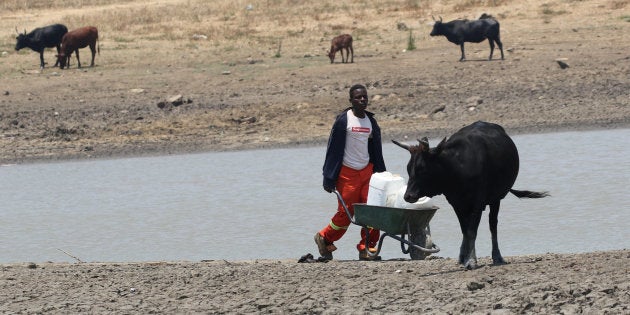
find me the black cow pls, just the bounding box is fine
[15,24,68,69]
[393,121,548,270]
[430,14,504,61]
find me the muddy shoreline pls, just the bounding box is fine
[1,250,628,313]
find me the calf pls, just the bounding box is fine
[57,26,99,69]
[430,14,504,61]
[328,34,353,64]
[15,24,68,69]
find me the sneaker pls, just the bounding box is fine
[359,248,382,261]
[314,233,335,260]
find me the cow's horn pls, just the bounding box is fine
[439,16,443,22]
[392,139,411,151]
[432,15,436,21]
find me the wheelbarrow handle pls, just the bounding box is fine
[333,189,358,225]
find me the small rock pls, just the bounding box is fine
[167,95,183,106]
[397,22,408,31]
[467,281,485,291]
[222,71,231,75]
[556,59,569,69]
[431,105,446,114]
[27,262,37,269]
[129,88,145,93]
[192,34,208,40]
[466,96,483,105]
[3,91,8,95]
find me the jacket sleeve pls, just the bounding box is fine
[322,114,346,189]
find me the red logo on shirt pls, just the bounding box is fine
[351,127,370,133]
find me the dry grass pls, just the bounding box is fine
[0,0,626,72]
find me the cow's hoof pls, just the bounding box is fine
[463,259,478,270]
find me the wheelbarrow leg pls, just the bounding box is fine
[362,230,387,258]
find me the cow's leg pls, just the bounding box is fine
[350,45,354,63]
[39,51,45,69]
[455,205,482,270]
[464,209,483,269]
[488,39,495,60]
[495,37,504,60]
[459,43,466,61]
[54,45,61,67]
[89,44,96,67]
[75,49,81,68]
[489,201,506,265]
[455,213,468,264]
[342,48,347,63]
[454,207,479,269]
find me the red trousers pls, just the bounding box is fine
[319,163,379,251]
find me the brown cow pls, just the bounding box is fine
[328,34,353,64]
[57,26,99,69]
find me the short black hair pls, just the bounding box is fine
[349,84,367,98]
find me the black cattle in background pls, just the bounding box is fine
[430,14,504,61]
[15,23,68,69]
[393,121,548,270]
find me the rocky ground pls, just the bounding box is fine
[1,250,628,313]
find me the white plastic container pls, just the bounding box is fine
[366,172,406,207]
[393,185,435,209]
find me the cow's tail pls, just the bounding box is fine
[509,189,549,199]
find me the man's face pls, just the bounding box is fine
[350,88,368,111]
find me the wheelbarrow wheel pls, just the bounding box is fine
[409,224,433,260]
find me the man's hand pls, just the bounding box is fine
[323,185,334,193]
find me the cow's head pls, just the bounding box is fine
[14,28,28,51]
[392,137,446,202]
[56,53,68,69]
[328,50,335,63]
[429,16,444,37]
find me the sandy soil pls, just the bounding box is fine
[1,1,628,164]
[1,250,628,313]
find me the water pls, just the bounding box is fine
[1,129,628,263]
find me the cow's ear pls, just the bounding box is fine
[417,137,429,151]
[433,137,447,154]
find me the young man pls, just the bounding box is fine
[315,84,387,261]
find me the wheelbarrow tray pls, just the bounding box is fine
[353,203,438,235]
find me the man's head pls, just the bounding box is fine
[349,84,368,116]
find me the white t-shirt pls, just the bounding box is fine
[343,109,372,170]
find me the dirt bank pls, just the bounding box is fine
[1,250,628,313]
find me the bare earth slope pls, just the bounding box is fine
[0,0,628,164]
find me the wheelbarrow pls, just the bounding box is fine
[333,190,440,260]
